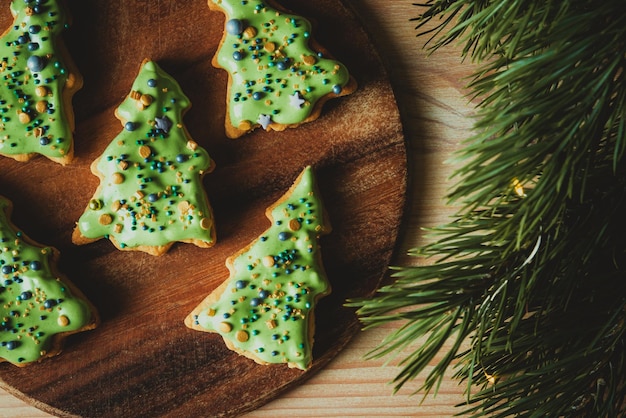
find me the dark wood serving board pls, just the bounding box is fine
[0,0,406,416]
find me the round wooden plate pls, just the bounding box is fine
[0,0,406,416]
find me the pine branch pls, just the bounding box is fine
[352,1,626,416]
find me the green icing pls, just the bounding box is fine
[0,196,93,366]
[190,166,331,370]
[0,0,80,163]
[211,0,352,136]
[75,60,215,254]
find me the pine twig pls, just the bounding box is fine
[352,1,626,416]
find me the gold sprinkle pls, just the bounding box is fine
[35,86,48,97]
[57,315,69,327]
[129,90,141,100]
[140,94,153,107]
[186,140,198,151]
[178,200,191,214]
[288,219,301,231]
[200,217,212,230]
[207,308,216,317]
[114,224,123,233]
[266,319,277,329]
[35,101,47,113]
[262,256,275,267]
[236,330,249,342]
[264,41,276,52]
[112,172,125,184]
[302,55,317,66]
[239,120,252,131]
[118,160,129,171]
[111,200,122,212]
[138,145,152,159]
[99,214,113,225]
[18,111,30,124]
[219,322,233,333]
[243,26,257,39]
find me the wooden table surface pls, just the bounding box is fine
[0,1,475,416]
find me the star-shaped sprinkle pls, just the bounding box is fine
[258,114,272,130]
[289,92,306,109]
[155,115,173,133]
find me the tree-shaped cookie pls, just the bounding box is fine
[0,196,98,366]
[186,166,331,370]
[72,60,216,256]
[0,0,82,164]
[209,0,357,138]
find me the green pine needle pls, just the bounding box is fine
[351,1,626,416]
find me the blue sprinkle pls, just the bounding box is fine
[19,291,33,300]
[43,299,57,309]
[277,59,290,71]
[27,55,46,72]
[226,19,244,35]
